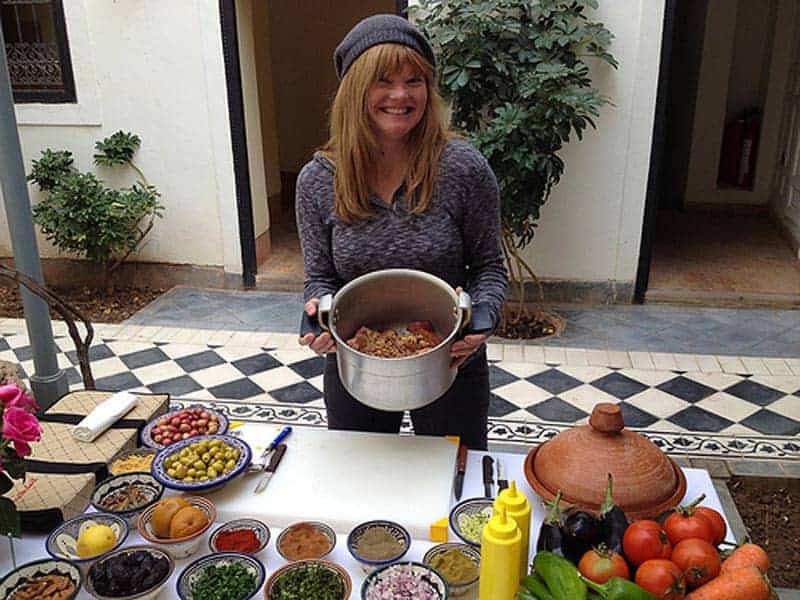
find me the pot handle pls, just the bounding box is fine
[298,294,333,337]
[456,290,473,335]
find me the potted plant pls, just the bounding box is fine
[412,0,618,338]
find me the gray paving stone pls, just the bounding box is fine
[780,461,800,478]
[690,458,731,478]
[778,589,800,600]
[713,479,748,542]
[728,459,787,477]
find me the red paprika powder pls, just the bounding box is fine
[215,528,260,553]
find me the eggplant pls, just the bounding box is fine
[537,490,566,556]
[599,474,629,554]
[562,508,603,563]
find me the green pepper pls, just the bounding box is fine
[517,590,538,600]
[582,576,657,600]
[533,551,587,600]
[521,573,554,600]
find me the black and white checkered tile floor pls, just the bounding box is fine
[4,329,800,460]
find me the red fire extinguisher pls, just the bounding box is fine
[719,112,761,188]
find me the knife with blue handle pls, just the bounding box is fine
[259,426,291,462]
[255,443,287,493]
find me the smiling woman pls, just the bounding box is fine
[295,14,508,450]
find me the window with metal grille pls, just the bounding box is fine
[1,0,75,103]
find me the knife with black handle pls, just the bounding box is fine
[482,455,494,498]
[453,444,468,501]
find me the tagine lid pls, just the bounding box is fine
[524,403,686,519]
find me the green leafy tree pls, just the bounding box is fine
[411,0,617,320]
[28,131,163,288]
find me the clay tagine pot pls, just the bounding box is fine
[524,403,687,519]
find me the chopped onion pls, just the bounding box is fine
[365,563,442,599]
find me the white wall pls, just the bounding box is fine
[0,0,242,274]
[517,0,665,284]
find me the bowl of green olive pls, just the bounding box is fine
[151,434,251,493]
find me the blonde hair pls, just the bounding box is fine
[323,44,452,222]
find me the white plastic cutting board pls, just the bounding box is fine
[209,424,458,540]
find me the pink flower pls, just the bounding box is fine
[3,407,42,447]
[13,440,32,458]
[0,384,37,412]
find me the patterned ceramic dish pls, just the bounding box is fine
[275,520,337,562]
[90,472,164,525]
[176,552,265,600]
[137,495,216,559]
[84,545,174,600]
[0,558,82,600]
[361,561,449,600]
[45,513,129,567]
[108,447,159,475]
[151,434,251,493]
[422,543,481,597]
[347,519,411,574]
[449,497,494,547]
[209,518,270,555]
[140,405,228,449]
[265,559,351,600]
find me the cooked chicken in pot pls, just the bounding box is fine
[347,320,444,358]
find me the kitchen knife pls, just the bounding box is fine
[482,455,494,498]
[496,458,508,492]
[254,443,287,493]
[453,443,468,501]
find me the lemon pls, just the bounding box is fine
[76,524,116,558]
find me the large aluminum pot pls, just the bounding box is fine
[318,269,472,411]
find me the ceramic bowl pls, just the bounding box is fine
[90,472,164,526]
[449,497,494,547]
[275,521,337,562]
[209,518,270,555]
[151,434,251,493]
[141,405,229,449]
[45,513,129,566]
[361,561,449,600]
[347,519,411,574]
[177,552,265,600]
[137,495,216,559]
[422,543,480,597]
[108,447,159,476]
[0,558,82,600]
[84,545,174,600]
[265,559,351,600]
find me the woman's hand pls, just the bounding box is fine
[298,298,337,355]
[451,333,489,368]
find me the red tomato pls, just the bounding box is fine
[663,510,715,546]
[671,538,721,588]
[695,506,727,545]
[622,520,672,566]
[578,547,630,584]
[635,559,686,600]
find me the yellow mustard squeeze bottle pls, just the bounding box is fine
[494,479,532,582]
[479,504,522,600]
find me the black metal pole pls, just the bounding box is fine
[0,27,68,409]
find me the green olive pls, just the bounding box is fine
[184,476,195,483]
[207,468,218,478]
[201,452,211,463]
[176,464,188,478]
[225,459,236,470]
[187,468,197,477]
[167,468,177,478]
[209,440,221,448]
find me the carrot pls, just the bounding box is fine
[685,566,771,600]
[721,543,770,574]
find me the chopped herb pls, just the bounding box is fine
[271,564,345,600]
[190,563,256,600]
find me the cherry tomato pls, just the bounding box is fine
[578,546,630,584]
[695,506,727,545]
[635,559,686,600]
[622,520,672,566]
[671,538,721,588]
[663,510,715,546]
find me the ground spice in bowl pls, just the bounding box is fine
[9,574,76,600]
[214,528,260,553]
[353,526,404,561]
[428,548,479,585]
[278,523,333,560]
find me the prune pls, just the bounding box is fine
[89,550,169,596]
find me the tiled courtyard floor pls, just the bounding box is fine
[3,294,799,461]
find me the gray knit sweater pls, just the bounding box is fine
[295,138,508,328]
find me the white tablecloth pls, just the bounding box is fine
[0,450,731,599]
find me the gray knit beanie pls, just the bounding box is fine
[334,14,436,80]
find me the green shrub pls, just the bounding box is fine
[28,131,163,284]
